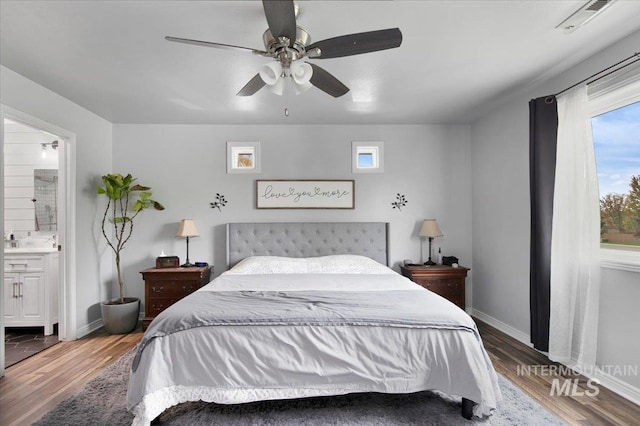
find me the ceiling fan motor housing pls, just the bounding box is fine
[263,26,311,68]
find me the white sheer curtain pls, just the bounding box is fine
[549,85,601,368]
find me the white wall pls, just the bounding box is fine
[470,29,640,392]
[112,124,473,308]
[1,65,113,333]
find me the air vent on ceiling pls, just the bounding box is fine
[556,0,617,33]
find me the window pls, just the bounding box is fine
[590,77,640,261]
[352,141,384,173]
[357,152,375,168]
[591,101,640,252]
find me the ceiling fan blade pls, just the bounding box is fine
[236,73,267,96]
[307,63,349,98]
[165,36,268,55]
[306,28,402,59]
[262,0,296,45]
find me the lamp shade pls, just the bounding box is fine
[176,219,199,238]
[418,219,443,238]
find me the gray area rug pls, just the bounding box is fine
[34,347,566,425]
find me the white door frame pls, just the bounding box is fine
[1,105,77,376]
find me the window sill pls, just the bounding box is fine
[600,248,640,273]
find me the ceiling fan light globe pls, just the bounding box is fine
[291,61,313,85]
[269,78,285,96]
[259,61,283,85]
[293,81,313,95]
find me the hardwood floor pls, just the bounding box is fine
[476,320,640,425]
[0,327,142,426]
[1,320,638,425]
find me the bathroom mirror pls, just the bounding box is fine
[33,169,58,231]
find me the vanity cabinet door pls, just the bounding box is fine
[3,273,19,321]
[3,268,45,324]
[21,273,45,321]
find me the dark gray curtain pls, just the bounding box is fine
[529,96,557,352]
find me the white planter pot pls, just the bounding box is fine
[100,297,140,334]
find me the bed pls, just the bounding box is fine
[127,222,501,425]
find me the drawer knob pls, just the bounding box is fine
[151,286,164,293]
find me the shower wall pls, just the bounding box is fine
[3,120,59,236]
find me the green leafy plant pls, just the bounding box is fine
[97,173,165,304]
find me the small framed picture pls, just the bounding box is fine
[227,141,260,174]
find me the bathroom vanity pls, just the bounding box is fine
[3,248,59,335]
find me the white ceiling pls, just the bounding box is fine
[2,1,640,125]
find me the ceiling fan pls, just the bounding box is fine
[165,0,402,98]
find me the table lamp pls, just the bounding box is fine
[176,219,199,267]
[418,219,443,265]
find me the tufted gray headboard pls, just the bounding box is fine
[226,222,389,268]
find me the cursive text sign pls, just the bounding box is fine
[256,180,355,209]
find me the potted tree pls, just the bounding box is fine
[97,173,164,334]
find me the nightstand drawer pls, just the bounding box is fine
[147,281,201,298]
[415,278,463,295]
[146,298,179,316]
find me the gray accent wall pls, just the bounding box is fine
[112,123,473,309]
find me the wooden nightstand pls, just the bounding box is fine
[400,264,469,310]
[140,266,212,330]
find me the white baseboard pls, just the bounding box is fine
[75,312,145,338]
[471,308,532,347]
[76,311,144,339]
[75,318,103,339]
[591,368,640,406]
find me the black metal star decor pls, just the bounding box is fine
[391,193,408,211]
[210,193,227,211]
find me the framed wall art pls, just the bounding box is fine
[227,141,260,174]
[256,180,355,209]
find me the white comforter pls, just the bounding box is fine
[127,255,501,425]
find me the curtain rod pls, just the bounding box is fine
[553,51,640,97]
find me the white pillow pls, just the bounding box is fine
[228,254,394,275]
[229,256,309,274]
[306,254,394,274]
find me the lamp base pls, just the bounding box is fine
[423,260,436,266]
[181,262,195,268]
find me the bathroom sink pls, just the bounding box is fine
[5,237,57,252]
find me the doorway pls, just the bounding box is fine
[1,106,75,375]
[4,118,60,366]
